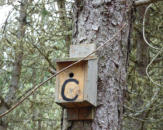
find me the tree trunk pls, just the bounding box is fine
[132,6,150,130]
[57,0,71,50]
[62,0,131,130]
[135,6,149,76]
[0,0,27,129]
[0,97,8,130]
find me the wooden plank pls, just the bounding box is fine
[67,108,79,120]
[57,61,85,102]
[55,65,60,102]
[67,107,94,120]
[78,107,94,120]
[70,44,96,58]
[55,56,97,62]
[56,101,93,108]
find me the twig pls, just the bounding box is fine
[146,47,163,87]
[2,8,14,35]
[0,24,127,118]
[143,3,160,50]
[143,3,163,86]
[135,0,163,6]
[124,114,163,123]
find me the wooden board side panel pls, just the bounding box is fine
[84,59,98,106]
[55,65,60,102]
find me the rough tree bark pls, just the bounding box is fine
[0,0,27,129]
[62,0,131,130]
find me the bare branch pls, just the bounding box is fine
[2,9,14,35]
[135,0,163,6]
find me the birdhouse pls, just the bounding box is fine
[55,56,98,108]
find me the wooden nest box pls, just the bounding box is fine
[55,44,98,108]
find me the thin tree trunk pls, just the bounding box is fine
[136,6,149,76]
[62,0,131,130]
[0,97,8,130]
[0,0,27,129]
[57,0,71,50]
[133,6,150,130]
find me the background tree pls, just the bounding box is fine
[0,0,28,129]
[0,0,73,129]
